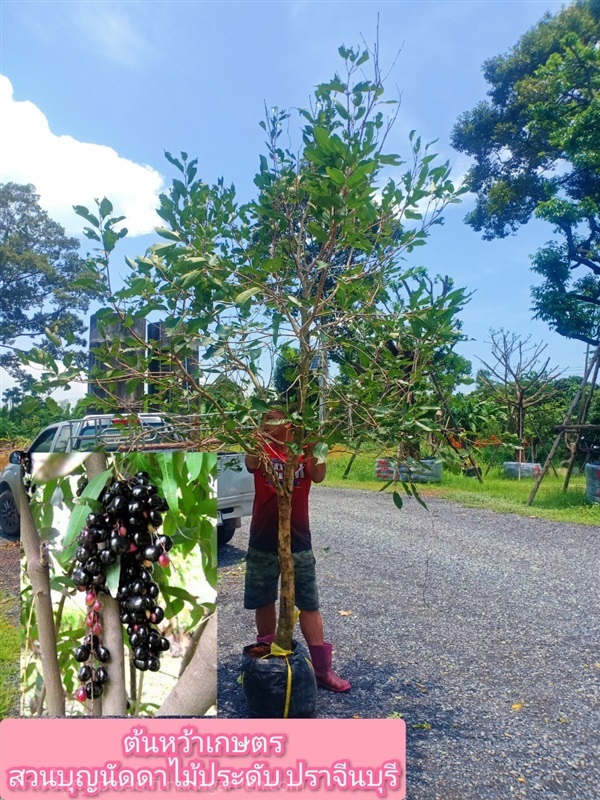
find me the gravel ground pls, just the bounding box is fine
[217,486,600,800]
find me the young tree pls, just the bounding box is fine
[0,183,96,380]
[24,45,466,653]
[451,0,600,346]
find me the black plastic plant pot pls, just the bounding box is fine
[241,639,317,718]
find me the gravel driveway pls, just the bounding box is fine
[217,486,599,800]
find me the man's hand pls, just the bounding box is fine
[304,442,327,483]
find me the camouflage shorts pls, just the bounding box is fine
[244,547,319,611]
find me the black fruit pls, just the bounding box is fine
[100,549,118,566]
[96,645,111,663]
[76,545,93,562]
[78,665,92,682]
[143,545,161,562]
[74,645,91,662]
[107,496,127,514]
[157,534,173,551]
[151,606,165,624]
[86,557,102,576]
[85,681,103,699]
[110,536,130,555]
[72,568,91,586]
[149,511,163,527]
[96,667,109,684]
[126,596,147,613]
[147,655,160,672]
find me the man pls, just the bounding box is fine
[244,409,350,692]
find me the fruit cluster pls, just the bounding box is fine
[71,470,172,704]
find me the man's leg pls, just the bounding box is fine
[256,603,277,638]
[299,609,324,645]
[244,548,279,643]
[294,551,350,693]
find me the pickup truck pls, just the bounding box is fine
[0,414,254,546]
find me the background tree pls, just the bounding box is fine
[0,183,96,381]
[23,45,466,654]
[477,329,563,461]
[451,0,600,346]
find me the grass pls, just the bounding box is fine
[0,592,20,719]
[324,450,600,526]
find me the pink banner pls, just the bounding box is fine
[0,718,405,799]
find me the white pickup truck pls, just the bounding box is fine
[0,414,254,546]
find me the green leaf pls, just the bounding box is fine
[251,397,271,414]
[64,468,113,547]
[105,561,121,598]
[392,490,403,510]
[73,206,100,228]
[312,442,329,464]
[44,328,61,347]
[410,483,428,510]
[156,453,180,516]
[180,270,203,289]
[313,127,332,151]
[185,453,206,483]
[155,227,181,242]
[235,287,261,304]
[335,101,350,120]
[98,198,113,218]
[326,167,346,186]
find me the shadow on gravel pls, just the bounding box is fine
[217,544,246,567]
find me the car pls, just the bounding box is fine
[0,414,255,543]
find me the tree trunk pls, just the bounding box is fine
[342,444,361,480]
[275,452,297,652]
[156,612,217,716]
[85,453,127,716]
[19,477,66,716]
[275,490,295,651]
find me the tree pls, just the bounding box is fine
[23,44,466,657]
[0,183,95,379]
[477,330,562,460]
[451,0,600,346]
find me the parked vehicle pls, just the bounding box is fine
[0,414,255,545]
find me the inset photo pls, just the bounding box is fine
[19,451,216,718]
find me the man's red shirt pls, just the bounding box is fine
[248,443,312,552]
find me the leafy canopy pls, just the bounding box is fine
[0,183,96,379]
[452,0,600,346]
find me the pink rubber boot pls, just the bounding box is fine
[308,643,351,692]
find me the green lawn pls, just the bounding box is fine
[0,593,19,719]
[324,451,600,526]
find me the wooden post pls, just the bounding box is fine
[563,357,599,491]
[527,347,600,506]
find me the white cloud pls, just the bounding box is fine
[0,75,164,237]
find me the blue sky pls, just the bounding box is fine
[0,0,588,401]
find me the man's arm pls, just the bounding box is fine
[304,444,327,483]
[245,453,260,473]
